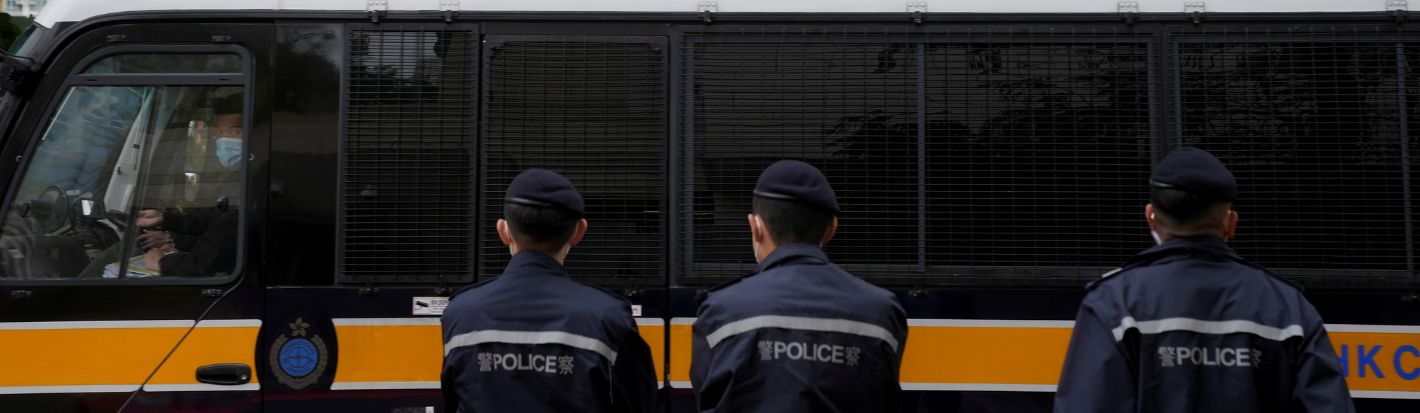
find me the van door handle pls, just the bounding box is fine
[195,363,251,385]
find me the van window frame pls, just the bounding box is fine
[0,43,253,287]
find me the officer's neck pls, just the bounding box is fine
[753,238,780,263]
[509,243,572,265]
[1154,229,1227,245]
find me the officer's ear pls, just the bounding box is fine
[820,216,838,246]
[747,213,765,243]
[1144,203,1159,230]
[1222,208,1239,240]
[496,218,514,246]
[567,218,589,247]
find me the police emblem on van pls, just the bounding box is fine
[269,317,329,389]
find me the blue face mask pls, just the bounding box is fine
[215,137,242,168]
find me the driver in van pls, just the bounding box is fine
[76,93,243,277]
[136,93,243,276]
[136,201,238,276]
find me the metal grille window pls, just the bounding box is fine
[479,37,667,287]
[679,35,920,284]
[678,28,1152,285]
[340,25,479,284]
[1174,29,1417,276]
[923,39,1152,274]
[330,22,1420,287]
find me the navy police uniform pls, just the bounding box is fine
[441,169,656,413]
[690,160,909,412]
[1054,148,1353,413]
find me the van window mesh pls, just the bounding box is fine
[1173,30,1418,275]
[677,26,1417,286]
[922,39,1152,274]
[677,28,1153,285]
[478,37,667,287]
[340,26,479,284]
[332,23,1420,287]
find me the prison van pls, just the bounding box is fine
[0,0,1417,411]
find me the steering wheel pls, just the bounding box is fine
[28,185,71,235]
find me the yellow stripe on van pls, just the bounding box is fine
[899,324,1073,386]
[666,320,1071,386]
[147,320,262,388]
[1329,331,1420,393]
[639,321,667,380]
[668,319,1420,397]
[333,320,445,386]
[330,318,667,388]
[9,319,1406,396]
[0,321,191,387]
[669,319,694,383]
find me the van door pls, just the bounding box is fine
[0,24,268,412]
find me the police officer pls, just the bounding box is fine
[690,160,908,412]
[441,168,656,413]
[1055,148,1353,413]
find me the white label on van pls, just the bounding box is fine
[631,305,643,317]
[413,297,449,316]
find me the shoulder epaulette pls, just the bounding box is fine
[1085,246,1186,290]
[1135,243,1298,290]
[1216,254,1305,292]
[573,279,636,305]
[1086,268,1126,290]
[695,272,756,306]
[448,277,498,301]
[707,273,751,293]
[571,281,650,329]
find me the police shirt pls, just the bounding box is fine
[1055,236,1354,413]
[691,243,908,413]
[441,251,656,413]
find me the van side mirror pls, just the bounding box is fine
[0,51,41,99]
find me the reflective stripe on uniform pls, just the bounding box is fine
[704,315,900,352]
[1111,316,1304,342]
[444,330,619,364]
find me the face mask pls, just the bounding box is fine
[215,137,242,168]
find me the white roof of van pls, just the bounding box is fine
[36,0,1397,28]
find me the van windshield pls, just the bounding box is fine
[0,51,246,280]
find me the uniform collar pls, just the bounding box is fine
[757,243,830,273]
[1136,235,1240,261]
[503,251,570,278]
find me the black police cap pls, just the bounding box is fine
[505,168,585,214]
[753,160,840,213]
[1150,147,1237,201]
